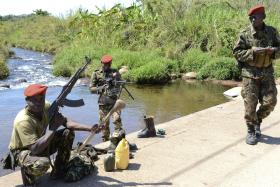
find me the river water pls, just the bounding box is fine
[0,48,229,176]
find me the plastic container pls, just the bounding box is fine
[115,138,129,169]
[103,151,115,172]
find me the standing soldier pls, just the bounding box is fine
[89,55,124,143]
[233,5,280,145]
[8,84,98,186]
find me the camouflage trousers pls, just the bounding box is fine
[241,76,277,126]
[17,129,75,185]
[99,105,123,142]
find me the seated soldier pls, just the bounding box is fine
[8,84,98,186]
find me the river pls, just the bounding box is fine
[0,48,229,176]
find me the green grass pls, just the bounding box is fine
[1,0,280,82]
[0,45,9,79]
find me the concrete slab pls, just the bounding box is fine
[1,86,280,187]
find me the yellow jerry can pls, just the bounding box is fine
[115,138,129,169]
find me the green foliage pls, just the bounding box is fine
[0,45,9,79]
[123,60,170,84]
[33,9,50,16]
[273,60,280,78]
[181,49,211,72]
[197,57,240,80]
[0,15,68,54]
[1,0,280,82]
[53,39,178,83]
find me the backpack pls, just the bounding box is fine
[64,144,98,182]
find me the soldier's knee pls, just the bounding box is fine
[63,129,75,140]
[26,157,50,176]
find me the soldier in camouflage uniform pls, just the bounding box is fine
[8,84,98,186]
[233,5,280,145]
[89,55,123,142]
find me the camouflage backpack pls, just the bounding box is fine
[64,144,98,182]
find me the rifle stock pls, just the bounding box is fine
[77,99,126,153]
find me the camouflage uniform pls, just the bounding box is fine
[9,103,75,185]
[89,68,122,141]
[233,24,280,127]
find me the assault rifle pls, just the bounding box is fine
[48,56,91,130]
[104,77,134,100]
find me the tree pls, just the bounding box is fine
[33,9,50,16]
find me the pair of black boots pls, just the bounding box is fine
[246,124,261,145]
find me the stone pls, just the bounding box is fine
[119,66,129,75]
[182,72,197,80]
[0,84,10,88]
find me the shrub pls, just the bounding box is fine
[181,48,211,72]
[197,57,240,80]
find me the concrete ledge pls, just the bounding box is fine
[1,87,280,186]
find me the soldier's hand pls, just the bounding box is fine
[97,84,107,93]
[90,124,99,133]
[266,47,276,56]
[252,47,266,54]
[51,112,67,130]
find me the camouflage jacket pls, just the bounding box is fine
[233,23,280,78]
[89,68,121,105]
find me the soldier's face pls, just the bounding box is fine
[102,63,111,72]
[250,13,264,28]
[26,95,45,113]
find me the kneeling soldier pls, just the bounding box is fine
[8,84,97,186]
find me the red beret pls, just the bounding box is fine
[101,55,112,64]
[248,5,265,16]
[24,84,48,97]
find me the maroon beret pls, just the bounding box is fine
[248,5,265,16]
[24,84,48,97]
[101,55,112,64]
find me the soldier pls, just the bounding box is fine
[89,55,123,143]
[233,5,280,145]
[8,84,98,186]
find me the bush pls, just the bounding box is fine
[0,46,9,79]
[197,57,240,80]
[273,59,280,78]
[181,48,211,72]
[123,60,170,84]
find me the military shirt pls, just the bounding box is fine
[233,24,280,78]
[9,102,50,150]
[89,68,121,105]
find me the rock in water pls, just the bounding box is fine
[223,87,242,99]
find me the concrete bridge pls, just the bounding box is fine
[1,86,280,187]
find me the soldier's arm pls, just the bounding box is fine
[89,71,102,94]
[28,131,56,155]
[233,32,254,63]
[28,113,66,155]
[271,28,280,59]
[65,118,98,132]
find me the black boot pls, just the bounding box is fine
[255,124,261,139]
[137,116,156,138]
[246,124,257,145]
[255,119,262,139]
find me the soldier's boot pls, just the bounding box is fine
[21,167,36,187]
[255,124,261,139]
[246,124,257,145]
[255,119,262,140]
[102,126,110,142]
[137,116,156,138]
[108,129,137,151]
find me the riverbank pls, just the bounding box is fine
[4,1,280,82]
[0,45,9,79]
[1,86,280,186]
